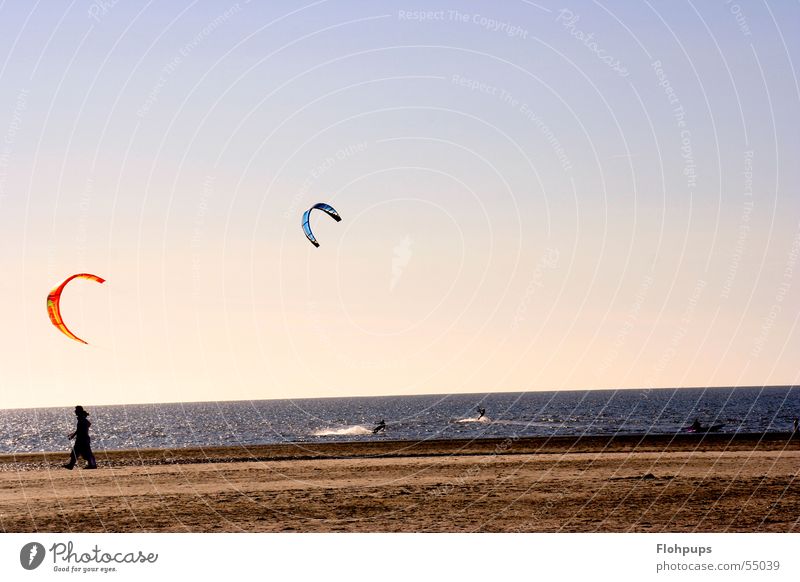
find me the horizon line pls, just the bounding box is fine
[2,384,796,411]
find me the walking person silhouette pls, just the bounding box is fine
[64,406,97,469]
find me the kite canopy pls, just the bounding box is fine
[302,203,341,247]
[46,273,106,344]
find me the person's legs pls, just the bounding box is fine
[72,443,97,468]
[63,448,77,469]
[85,447,97,469]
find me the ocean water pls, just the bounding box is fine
[0,386,797,454]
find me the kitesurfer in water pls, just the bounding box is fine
[690,419,702,432]
[64,406,97,470]
[372,419,386,434]
[477,407,486,420]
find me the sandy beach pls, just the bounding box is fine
[1,434,797,533]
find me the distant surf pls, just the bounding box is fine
[312,425,373,437]
[453,416,490,424]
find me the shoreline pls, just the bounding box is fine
[2,432,797,470]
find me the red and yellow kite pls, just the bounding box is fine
[46,273,105,344]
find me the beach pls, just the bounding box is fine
[1,434,797,533]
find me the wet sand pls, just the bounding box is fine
[1,433,798,532]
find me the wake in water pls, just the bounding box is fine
[491,419,542,427]
[312,425,373,436]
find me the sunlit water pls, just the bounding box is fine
[0,386,797,453]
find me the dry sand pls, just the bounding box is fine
[1,434,798,532]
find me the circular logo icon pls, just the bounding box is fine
[20,542,46,570]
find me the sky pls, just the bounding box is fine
[0,1,798,408]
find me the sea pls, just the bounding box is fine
[0,386,797,454]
